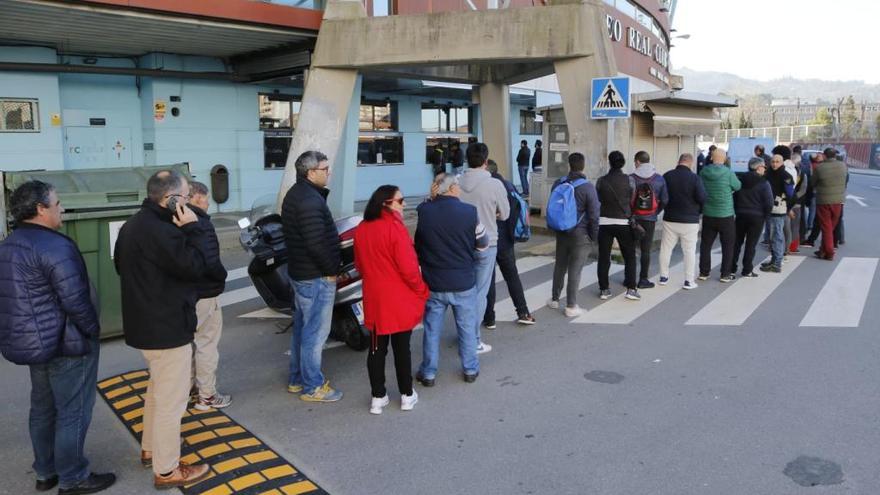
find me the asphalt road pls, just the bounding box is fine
[1,172,878,495]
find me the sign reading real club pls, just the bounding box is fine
[591,77,630,119]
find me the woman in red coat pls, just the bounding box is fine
[354,185,429,414]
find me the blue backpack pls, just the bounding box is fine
[509,188,531,242]
[546,178,587,232]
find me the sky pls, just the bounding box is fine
[670,0,879,84]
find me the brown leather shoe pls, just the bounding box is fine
[154,463,210,489]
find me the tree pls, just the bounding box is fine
[840,95,860,139]
[809,107,833,126]
[874,114,880,141]
[721,115,733,130]
[736,111,753,129]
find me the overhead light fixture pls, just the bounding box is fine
[422,80,473,91]
[83,57,98,65]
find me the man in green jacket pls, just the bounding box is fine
[698,148,742,282]
[812,148,848,260]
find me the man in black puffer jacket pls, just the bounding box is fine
[281,150,343,403]
[115,170,213,488]
[187,181,231,412]
[732,158,773,277]
[0,181,116,494]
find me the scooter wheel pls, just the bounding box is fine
[339,309,369,351]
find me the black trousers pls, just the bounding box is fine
[367,331,413,398]
[598,224,637,290]
[700,216,736,277]
[485,245,529,322]
[732,214,764,275]
[635,219,656,280]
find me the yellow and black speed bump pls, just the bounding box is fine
[98,370,327,495]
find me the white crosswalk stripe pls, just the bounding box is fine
[219,286,260,308]
[224,254,880,329]
[225,267,249,282]
[493,261,623,322]
[799,257,879,328]
[685,256,806,326]
[496,255,554,280]
[574,250,722,325]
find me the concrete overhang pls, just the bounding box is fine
[0,0,318,59]
[312,3,597,84]
[634,90,739,109]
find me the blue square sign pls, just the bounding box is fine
[591,77,630,119]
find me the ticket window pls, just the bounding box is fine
[260,94,300,169]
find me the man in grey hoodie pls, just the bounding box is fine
[458,143,510,355]
[630,151,668,289]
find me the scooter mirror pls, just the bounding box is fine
[238,217,251,229]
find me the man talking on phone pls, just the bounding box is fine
[114,170,212,489]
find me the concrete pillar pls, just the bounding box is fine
[551,1,622,181]
[276,0,365,212]
[478,82,512,177]
[326,74,361,217]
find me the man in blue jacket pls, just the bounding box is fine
[657,153,706,289]
[415,174,489,384]
[0,181,116,495]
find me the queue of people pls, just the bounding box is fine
[0,139,850,492]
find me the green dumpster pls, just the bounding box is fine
[2,164,190,338]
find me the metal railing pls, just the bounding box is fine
[711,125,832,144]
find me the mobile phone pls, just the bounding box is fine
[167,196,179,215]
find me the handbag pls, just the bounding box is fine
[607,178,645,240]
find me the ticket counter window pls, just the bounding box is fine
[259,94,300,169]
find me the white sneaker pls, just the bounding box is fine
[564,305,583,317]
[401,390,418,411]
[682,281,698,290]
[369,395,390,415]
[476,342,492,354]
[547,299,559,309]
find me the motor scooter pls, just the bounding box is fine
[239,195,369,351]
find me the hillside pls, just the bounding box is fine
[677,68,880,103]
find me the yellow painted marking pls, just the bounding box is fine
[198,484,232,495]
[180,453,201,465]
[123,370,149,380]
[188,407,214,416]
[198,443,231,458]
[98,376,123,389]
[186,431,217,445]
[113,395,141,409]
[230,438,261,449]
[229,472,266,491]
[131,380,149,390]
[215,425,246,437]
[201,416,232,426]
[132,423,143,433]
[181,421,203,433]
[262,464,296,480]
[282,481,318,495]
[214,457,247,474]
[122,408,143,421]
[105,385,132,399]
[245,450,278,464]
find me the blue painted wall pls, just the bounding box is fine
[1,48,545,211]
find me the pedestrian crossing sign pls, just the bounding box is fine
[591,76,630,119]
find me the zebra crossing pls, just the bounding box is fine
[221,253,879,329]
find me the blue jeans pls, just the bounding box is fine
[419,286,479,378]
[768,216,786,268]
[289,277,336,394]
[518,166,530,196]
[474,246,497,344]
[28,336,99,489]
